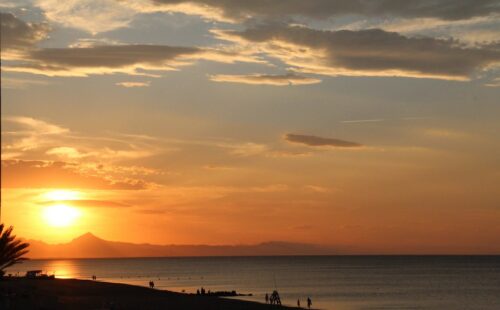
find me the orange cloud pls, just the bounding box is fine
[1,160,147,190]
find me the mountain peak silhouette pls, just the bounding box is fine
[73,232,99,241]
[27,234,336,258]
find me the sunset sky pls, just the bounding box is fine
[1,0,499,254]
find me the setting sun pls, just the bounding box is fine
[43,204,81,227]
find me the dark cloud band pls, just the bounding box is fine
[218,25,500,80]
[29,45,199,68]
[151,0,500,21]
[0,12,49,52]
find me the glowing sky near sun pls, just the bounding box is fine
[1,0,499,253]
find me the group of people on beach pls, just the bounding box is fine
[149,280,155,288]
[196,287,210,295]
[265,290,282,305]
[265,291,312,308]
[297,297,312,309]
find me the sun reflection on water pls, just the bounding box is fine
[43,260,80,279]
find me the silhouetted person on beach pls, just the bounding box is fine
[297,298,301,307]
[265,293,269,304]
[149,281,155,289]
[307,297,312,309]
[197,289,200,295]
[201,287,205,295]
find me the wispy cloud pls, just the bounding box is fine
[115,81,151,88]
[303,185,333,193]
[226,142,269,157]
[484,77,500,87]
[265,150,313,158]
[2,116,160,161]
[209,73,321,86]
[9,116,68,134]
[422,128,470,139]
[340,117,432,124]
[1,160,148,190]
[285,133,362,148]
[35,0,137,34]
[341,119,385,124]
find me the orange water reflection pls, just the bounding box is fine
[42,260,80,279]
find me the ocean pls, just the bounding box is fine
[6,256,500,309]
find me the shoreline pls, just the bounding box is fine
[23,254,500,260]
[0,277,300,309]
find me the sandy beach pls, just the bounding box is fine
[0,278,299,310]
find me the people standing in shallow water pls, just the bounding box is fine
[307,297,312,309]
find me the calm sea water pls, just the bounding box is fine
[6,256,500,309]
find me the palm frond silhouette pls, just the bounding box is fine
[0,224,30,276]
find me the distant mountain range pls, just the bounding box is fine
[27,233,337,259]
